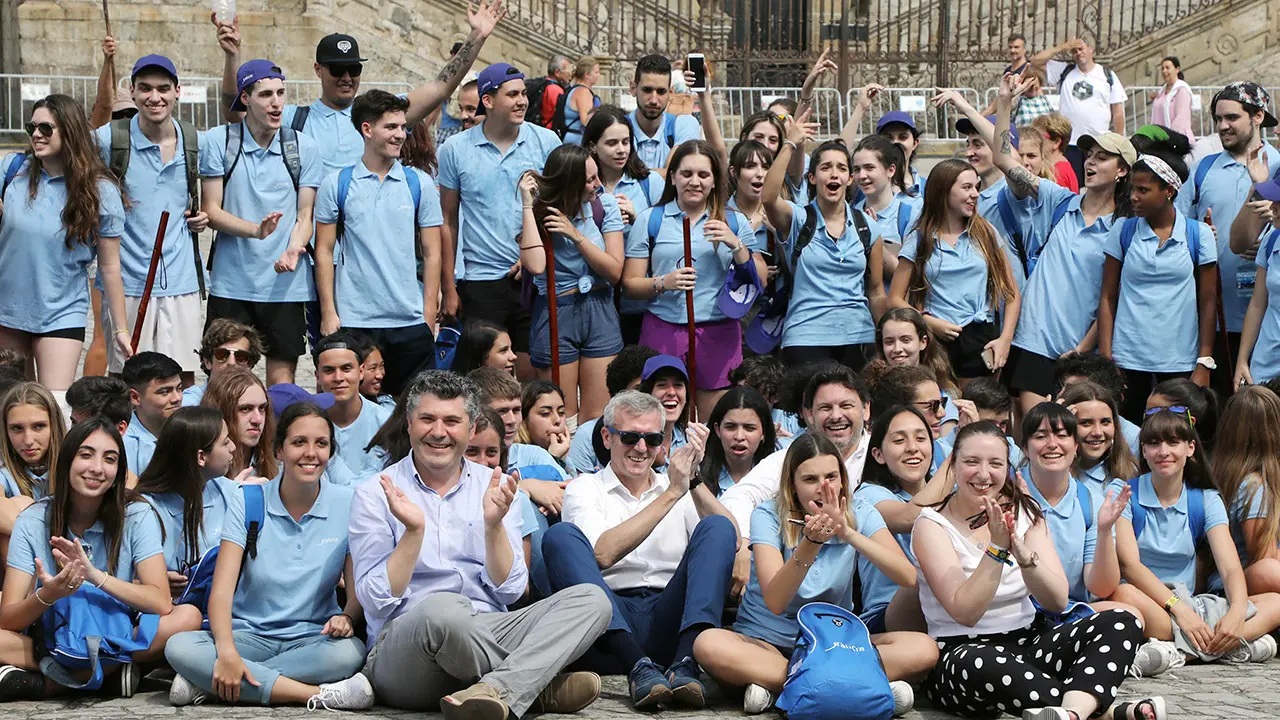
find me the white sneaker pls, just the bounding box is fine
[743,683,774,714]
[1248,633,1278,663]
[1129,639,1184,677]
[890,680,914,717]
[169,672,210,707]
[307,672,376,711]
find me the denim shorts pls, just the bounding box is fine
[529,289,624,367]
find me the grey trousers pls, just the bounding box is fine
[363,585,612,715]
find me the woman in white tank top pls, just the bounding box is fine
[912,422,1165,720]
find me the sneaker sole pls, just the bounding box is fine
[440,694,507,720]
[669,680,705,709]
[120,664,140,699]
[632,683,673,710]
[1022,710,1071,720]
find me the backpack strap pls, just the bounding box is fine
[646,204,665,256]
[335,165,356,240]
[1048,195,1074,235]
[996,187,1028,274]
[639,174,652,202]
[242,483,265,561]
[177,119,206,298]
[1188,487,1206,545]
[278,127,302,192]
[850,205,872,259]
[789,204,821,275]
[1075,479,1093,533]
[1127,478,1146,539]
[896,202,912,239]
[663,113,676,149]
[1,153,24,201]
[108,117,132,183]
[1192,153,1219,210]
[1264,226,1280,261]
[1119,217,1140,257]
[590,195,605,233]
[1186,215,1201,263]
[223,122,245,184]
[290,106,311,133]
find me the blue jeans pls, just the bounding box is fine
[541,515,736,672]
[165,630,367,705]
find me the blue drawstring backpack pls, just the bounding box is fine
[777,602,895,720]
[39,584,160,690]
[434,320,463,370]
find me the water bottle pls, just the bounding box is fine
[211,0,235,24]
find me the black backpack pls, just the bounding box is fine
[523,77,563,127]
[551,84,596,139]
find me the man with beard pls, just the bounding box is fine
[314,91,443,398]
[437,80,481,147]
[720,364,870,593]
[628,54,702,172]
[1180,82,1280,397]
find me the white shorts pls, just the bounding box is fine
[102,292,203,373]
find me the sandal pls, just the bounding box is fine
[1113,696,1166,720]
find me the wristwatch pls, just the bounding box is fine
[1017,552,1040,569]
[1196,356,1217,370]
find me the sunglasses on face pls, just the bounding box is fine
[916,396,949,415]
[327,64,363,78]
[608,427,664,448]
[24,122,56,138]
[212,347,253,364]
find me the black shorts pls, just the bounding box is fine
[943,321,1000,379]
[206,296,307,361]
[458,278,531,354]
[781,344,876,372]
[1004,345,1059,397]
[37,326,86,342]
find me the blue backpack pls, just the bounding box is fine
[174,483,267,615]
[777,602,894,720]
[1118,215,1201,262]
[434,319,464,370]
[995,189,1075,276]
[1127,478,1206,545]
[1075,478,1095,532]
[336,163,423,276]
[39,583,161,690]
[2,152,25,198]
[629,112,677,156]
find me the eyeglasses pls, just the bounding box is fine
[607,427,664,448]
[915,396,949,415]
[24,122,56,138]
[326,63,363,78]
[1144,405,1195,428]
[212,347,253,365]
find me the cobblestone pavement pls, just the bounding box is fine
[3,662,1276,719]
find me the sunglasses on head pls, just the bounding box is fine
[1144,405,1195,427]
[327,63,363,78]
[212,347,253,364]
[608,427,664,448]
[24,122,55,138]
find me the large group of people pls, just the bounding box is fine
[0,7,1277,718]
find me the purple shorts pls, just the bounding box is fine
[639,313,742,391]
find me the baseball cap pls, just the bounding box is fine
[475,63,526,116]
[1211,82,1279,129]
[875,111,919,136]
[316,33,367,65]
[641,355,689,383]
[230,59,286,112]
[1077,132,1138,167]
[957,115,1018,149]
[717,260,763,320]
[131,54,179,84]
[1254,176,1280,202]
[267,384,335,419]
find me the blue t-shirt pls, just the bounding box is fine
[1109,474,1228,589]
[626,111,701,170]
[854,193,920,247]
[778,202,879,348]
[1225,475,1273,570]
[282,101,362,172]
[332,397,393,480]
[8,499,164,583]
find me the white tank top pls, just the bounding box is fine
[913,507,1036,638]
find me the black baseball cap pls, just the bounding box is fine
[316,34,367,65]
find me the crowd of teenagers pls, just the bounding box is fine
[2,5,1280,719]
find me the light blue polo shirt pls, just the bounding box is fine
[899,228,998,328]
[625,204,758,324]
[332,396,393,479]
[1176,145,1280,332]
[283,101,361,172]
[1119,416,1141,461]
[1225,476,1272,569]
[1078,461,1112,496]
[626,111,701,170]
[182,384,206,407]
[613,171,665,317]
[436,121,562,282]
[200,124,323,303]
[1103,213,1217,372]
[0,466,48,500]
[144,476,239,572]
[854,194,920,247]
[1012,181,1115,358]
[779,201,878,348]
[975,175,1027,289]
[93,118,204,297]
[123,412,159,476]
[1250,230,1280,383]
[734,498,866,649]
[1025,473,1099,602]
[314,160,443,327]
[8,499,163,583]
[0,155,124,333]
[533,194,624,296]
[728,196,771,256]
[856,483,914,560]
[223,476,352,640]
[1109,474,1228,589]
[849,490,907,617]
[507,443,570,481]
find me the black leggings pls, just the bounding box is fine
[924,609,1143,718]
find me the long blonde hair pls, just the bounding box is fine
[0,382,66,498]
[1213,386,1280,557]
[908,159,1017,313]
[776,434,855,548]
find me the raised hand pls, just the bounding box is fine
[102,36,117,60]
[857,83,885,110]
[256,212,283,239]
[1247,143,1271,184]
[784,108,817,146]
[1096,485,1130,530]
[212,13,241,56]
[234,467,269,486]
[380,473,425,532]
[802,48,837,95]
[809,476,851,534]
[467,0,507,37]
[482,466,518,529]
[984,495,1012,548]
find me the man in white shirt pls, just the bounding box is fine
[1031,37,1126,184]
[720,365,871,588]
[541,391,736,711]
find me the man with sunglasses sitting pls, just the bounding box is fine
[181,319,264,406]
[542,389,738,710]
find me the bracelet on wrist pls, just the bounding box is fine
[782,139,799,151]
[114,329,130,336]
[33,588,53,607]
[984,544,1012,566]
[94,574,107,589]
[793,554,815,569]
[1164,595,1180,613]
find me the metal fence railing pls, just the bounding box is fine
[846,87,984,141]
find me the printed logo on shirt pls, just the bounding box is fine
[398,204,413,211]
[1071,80,1096,101]
[318,537,340,545]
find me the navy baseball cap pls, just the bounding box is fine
[476,63,525,116]
[231,59,286,112]
[876,111,919,136]
[957,115,1018,149]
[267,384,335,419]
[131,54,179,84]
[641,355,689,383]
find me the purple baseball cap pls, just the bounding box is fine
[641,355,689,383]
[231,59,286,112]
[476,62,525,116]
[131,54,179,83]
[1254,176,1280,202]
[267,384,335,419]
[717,260,763,320]
[876,111,919,136]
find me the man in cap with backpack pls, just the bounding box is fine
[1030,37,1126,185]
[92,54,209,385]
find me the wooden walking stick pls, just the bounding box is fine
[539,218,561,386]
[101,0,116,88]
[132,211,170,354]
[682,216,698,420]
